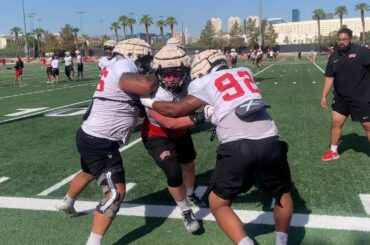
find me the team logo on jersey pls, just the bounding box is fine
[348,54,356,59]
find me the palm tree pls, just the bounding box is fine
[140,14,153,43]
[72,27,80,49]
[10,26,22,56]
[33,28,44,58]
[119,15,128,39]
[312,8,326,48]
[334,5,348,29]
[166,16,177,37]
[110,22,121,41]
[157,19,167,44]
[355,3,370,45]
[127,18,136,38]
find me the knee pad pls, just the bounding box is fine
[96,169,123,218]
[160,156,183,187]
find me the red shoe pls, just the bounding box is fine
[321,150,339,161]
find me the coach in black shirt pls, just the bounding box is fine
[320,28,370,161]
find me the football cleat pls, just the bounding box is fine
[181,209,200,233]
[321,150,339,161]
[55,200,77,217]
[187,193,206,207]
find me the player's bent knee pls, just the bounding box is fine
[160,156,183,187]
[96,168,125,218]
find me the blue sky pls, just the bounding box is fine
[1,0,367,37]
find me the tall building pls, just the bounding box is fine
[210,17,222,33]
[292,9,300,22]
[228,16,241,32]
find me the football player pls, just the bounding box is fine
[55,39,158,245]
[141,50,293,245]
[140,44,208,233]
[98,40,117,76]
[75,50,83,80]
[45,52,53,84]
[64,51,74,81]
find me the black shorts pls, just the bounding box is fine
[332,95,370,122]
[231,58,237,65]
[46,66,52,75]
[77,63,83,72]
[76,128,125,183]
[209,136,292,203]
[142,132,196,167]
[52,68,59,76]
[65,65,72,74]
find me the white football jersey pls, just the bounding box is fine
[230,51,238,59]
[51,59,59,69]
[82,56,139,144]
[64,56,72,66]
[98,56,116,70]
[77,55,82,64]
[188,67,277,142]
[46,57,52,66]
[146,79,189,127]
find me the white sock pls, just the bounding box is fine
[186,187,194,196]
[238,236,254,245]
[86,232,103,245]
[275,231,288,245]
[63,194,75,204]
[176,199,190,212]
[330,145,338,153]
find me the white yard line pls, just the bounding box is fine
[0,82,96,99]
[360,194,370,215]
[253,64,274,77]
[0,177,10,184]
[0,100,90,124]
[37,138,143,196]
[1,196,370,232]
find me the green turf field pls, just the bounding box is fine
[0,58,369,244]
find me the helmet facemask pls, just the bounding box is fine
[104,46,115,60]
[157,65,189,93]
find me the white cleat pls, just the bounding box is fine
[55,200,77,217]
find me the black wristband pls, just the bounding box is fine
[189,111,205,125]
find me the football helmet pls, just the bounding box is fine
[190,49,228,80]
[166,37,181,47]
[113,38,153,74]
[45,52,50,57]
[75,50,80,54]
[103,40,117,59]
[65,51,70,56]
[153,44,190,92]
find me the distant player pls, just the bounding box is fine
[13,56,24,86]
[75,50,83,80]
[229,48,238,68]
[98,40,117,76]
[45,53,53,84]
[64,51,74,81]
[51,55,60,84]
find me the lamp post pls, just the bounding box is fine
[28,12,36,58]
[21,0,29,60]
[76,11,86,36]
[258,0,263,49]
[99,19,104,37]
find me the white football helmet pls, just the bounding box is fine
[65,51,70,56]
[45,52,50,57]
[191,49,228,80]
[103,40,117,59]
[166,37,181,47]
[113,38,153,74]
[153,44,190,92]
[75,50,80,54]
